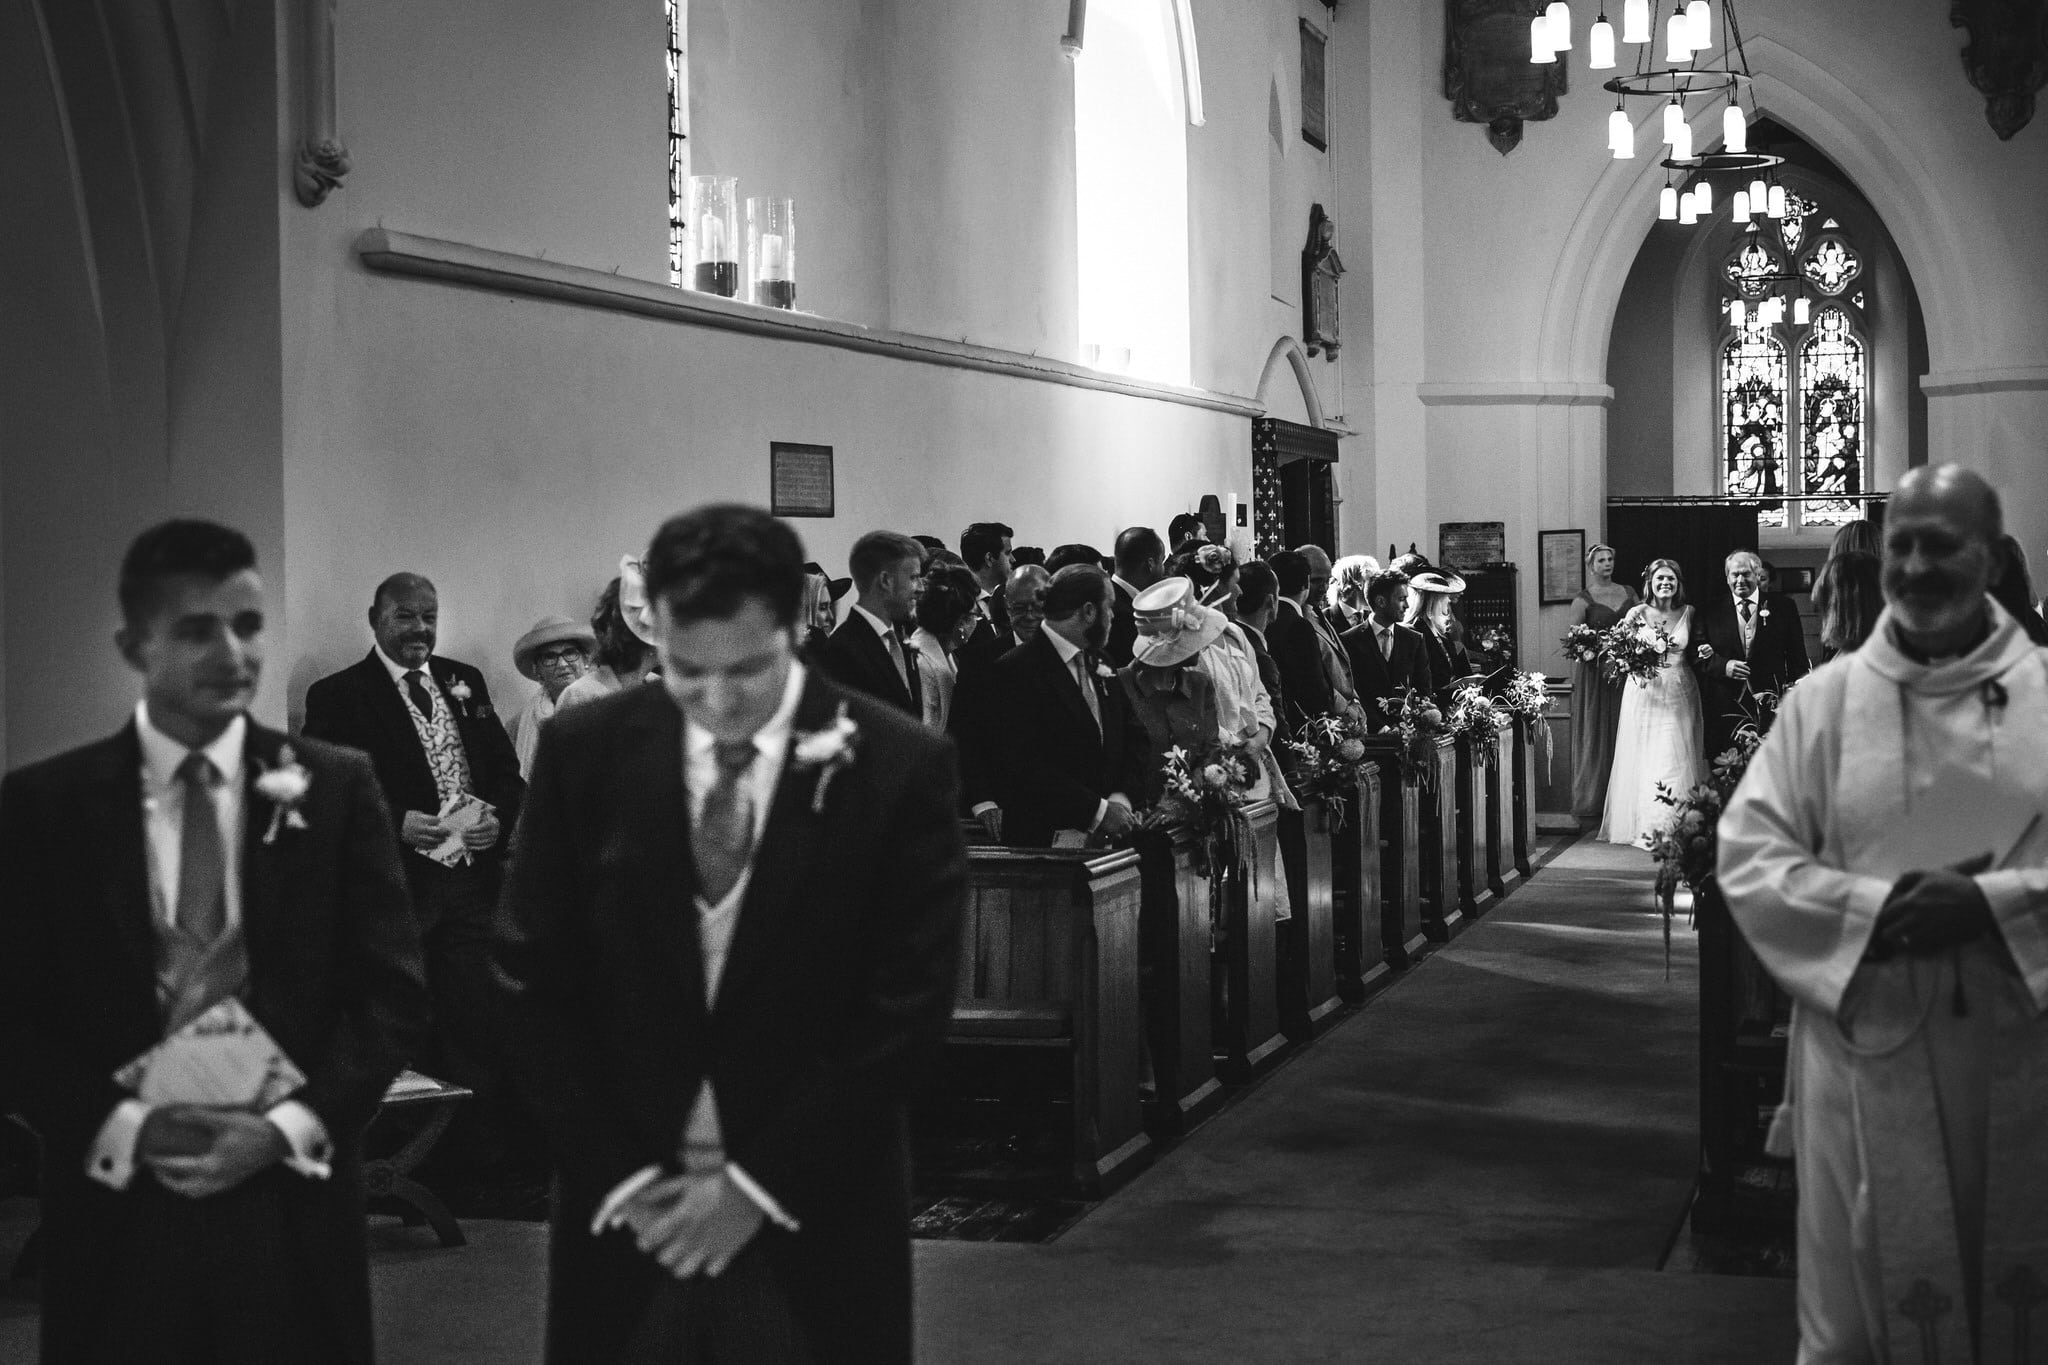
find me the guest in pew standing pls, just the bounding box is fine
[1291,544,1364,717]
[949,563,1054,843]
[0,520,428,1365]
[1566,543,1638,828]
[909,564,984,733]
[796,560,851,665]
[558,570,662,713]
[1325,554,1374,636]
[1402,563,1472,700]
[1266,550,1338,730]
[1811,549,1883,662]
[954,521,1015,674]
[506,614,594,779]
[1164,547,1293,808]
[1234,561,1289,743]
[302,568,535,1201]
[1003,563,1052,647]
[816,531,927,717]
[494,504,967,1365]
[960,566,1146,847]
[1107,526,1166,669]
[1045,543,1106,575]
[1341,568,1431,731]
[1119,601,1227,806]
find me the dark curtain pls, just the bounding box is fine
[1607,504,1760,611]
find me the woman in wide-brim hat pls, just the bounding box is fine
[1152,556,1295,809]
[1403,562,1472,697]
[1120,577,1227,807]
[506,614,596,776]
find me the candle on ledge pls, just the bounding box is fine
[748,196,797,309]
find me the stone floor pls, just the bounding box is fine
[0,837,1796,1363]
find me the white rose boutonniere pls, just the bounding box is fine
[1095,662,1115,680]
[254,744,313,844]
[446,677,473,703]
[792,703,861,813]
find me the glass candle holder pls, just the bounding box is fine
[747,197,796,309]
[689,175,739,297]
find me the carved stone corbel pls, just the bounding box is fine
[293,0,349,206]
[1950,0,2048,141]
[1443,0,1567,155]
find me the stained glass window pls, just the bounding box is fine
[1722,322,1791,528]
[665,0,689,286]
[1798,307,1866,527]
[1779,195,1818,255]
[1803,236,1861,295]
[1725,236,1781,300]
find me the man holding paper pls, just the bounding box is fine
[0,520,428,1363]
[1719,466,2048,1365]
[303,571,530,1193]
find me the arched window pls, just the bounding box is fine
[1074,0,1195,385]
[1716,200,1871,531]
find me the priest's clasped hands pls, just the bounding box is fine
[136,1105,291,1199]
[1869,852,1994,959]
[600,1169,768,1280]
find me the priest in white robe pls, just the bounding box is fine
[1719,464,2048,1365]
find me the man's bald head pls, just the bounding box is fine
[1295,545,1333,577]
[1883,463,2005,647]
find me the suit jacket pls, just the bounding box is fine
[954,589,1014,675]
[1242,623,1288,742]
[1104,580,1139,670]
[818,613,922,717]
[301,650,526,892]
[1693,592,1811,748]
[1268,600,1336,727]
[1340,620,1431,731]
[963,631,1147,846]
[493,676,967,1364]
[1412,622,1471,699]
[0,722,428,1365]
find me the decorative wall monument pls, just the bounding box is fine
[1950,0,2048,141]
[1301,205,1344,360]
[1442,0,1567,155]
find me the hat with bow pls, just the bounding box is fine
[1130,577,1229,668]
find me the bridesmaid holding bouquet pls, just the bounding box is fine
[1567,543,1637,826]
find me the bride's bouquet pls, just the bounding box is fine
[1601,618,1677,685]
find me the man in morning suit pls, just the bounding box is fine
[962,565,1147,846]
[816,530,926,717]
[0,521,428,1364]
[1266,550,1337,729]
[953,520,1016,674]
[493,504,968,1363]
[1107,526,1166,669]
[301,572,531,1190]
[1341,569,1431,731]
[1694,548,1811,755]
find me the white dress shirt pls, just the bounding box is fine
[591,664,810,1237]
[88,703,332,1190]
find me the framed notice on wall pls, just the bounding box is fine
[770,443,835,518]
[1538,529,1586,604]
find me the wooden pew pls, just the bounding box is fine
[1215,800,1290,1083]
[950,847,1151,1197]
[1511,715,1542,878]
[1452,733,1494,920]
[1330,765,1391,1000]
[1134,830,1223,1136]
[1418,736,1463,940]
[1363,741,1427,968]
[1487,718,1519,898]
[1277,795,1344,1041]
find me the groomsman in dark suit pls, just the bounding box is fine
[1693,548,1811,754]
[816,530,926,716]
[953,521,1015,674]
[494,504,967,1363]
[0,520,428,1364]
[1107,526,1165,668]
[1235,561,1290,739]
[960,566,1147,846]
[302,572,530,1189]
[1341,569,1431,730]
[1266,550,1336,728]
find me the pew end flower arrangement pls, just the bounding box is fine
[1444,682,1510,752]
[1145,743,1255,878]
[1376,689,1449,791]
[1492,668,1553,780]
[1281,713,1373,828]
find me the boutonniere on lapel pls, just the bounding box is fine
[442,675,491,719]
[254,745,313,844]
[1756,604,1772,625]
[792,703,861,814]
[1095,662,1116,681]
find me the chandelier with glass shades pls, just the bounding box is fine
[1531,2,1809,326]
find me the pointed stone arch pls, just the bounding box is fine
[1254,336,1326,428]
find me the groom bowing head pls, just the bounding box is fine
[496,503,969,1365]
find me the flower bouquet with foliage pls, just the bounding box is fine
[1146,743,1255,877]
[1561,624,1606,668]
[1466,624,1514,673]
[1282,712,1373,827]
[1376,688,1449,791]
[1492,668,1553,779]
[1444,682,1508,740]
[1601,617,1678,685]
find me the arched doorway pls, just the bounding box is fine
[1252,338,1338,554]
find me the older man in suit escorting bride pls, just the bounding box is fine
[494,504,968,1363]
[1694,549,1810,754]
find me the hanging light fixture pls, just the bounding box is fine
[1531,14,1557,62]
[1670,118,1693,161]
[1659,184,1679,219]
[1685,1,1713,53]
[1547,2,1574,50]
[1665,7,1693,62]
[1679,193,1699,225]
[1732,189,1751,221]
[1622,0,1652,43]
[1749,176,1768,206]
[1662,98,1686,145]
[1608,107,1635,156]
[1722,104,1748,153]
[1693,179,1712,213]
[1589,12,1617,69]
[1767,183,1788,218]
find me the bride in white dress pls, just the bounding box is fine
[1600,558,1707,846]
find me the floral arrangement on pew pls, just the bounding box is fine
[1376,688,1449,792]
[1492,668,1553,779]
[1444,682,1511,771]
[1466,624,1515,673]
[1281,712,1372,828]
[1146,743,1255,878]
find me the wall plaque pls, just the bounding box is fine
[1443,0,1567,155]
[1950,0,2048,140]
[770,442,835,518]
[1538,529,1586,605]
[1439,521,1507,571]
